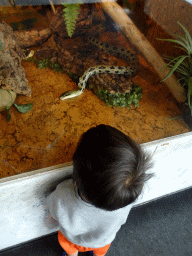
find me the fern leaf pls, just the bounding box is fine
[62,4,80,38]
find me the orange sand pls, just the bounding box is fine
[0,54,189,178]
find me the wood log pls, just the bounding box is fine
[100,0,186,103]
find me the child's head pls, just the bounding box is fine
[73,124,154,211]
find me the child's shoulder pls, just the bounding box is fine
[57,178,73,189]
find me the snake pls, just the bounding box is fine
[60,36,139,100]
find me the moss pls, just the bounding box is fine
[93,84,143,109]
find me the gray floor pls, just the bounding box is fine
[107,187,192,256]
[0,187,191,256]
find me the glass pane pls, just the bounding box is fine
[0,0,191,178]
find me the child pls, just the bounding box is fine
[46,124,154,256]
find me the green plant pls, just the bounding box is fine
[6,102,33,122]
[91,84,142,109]
[157,21,192,115]
[62,3,81,37]
[34,58,63,72]
[34,58,49,69]
[31,57,79,81]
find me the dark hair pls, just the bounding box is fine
[72,124,155,211]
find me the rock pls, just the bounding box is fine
[0,21,32,97]
[0,89,16,111]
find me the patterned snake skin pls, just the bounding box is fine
[60,36,139,100]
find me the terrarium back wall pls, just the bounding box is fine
[0,0,189,179]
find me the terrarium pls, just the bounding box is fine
[0,0,191,178]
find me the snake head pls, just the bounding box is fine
[60,90,82,100]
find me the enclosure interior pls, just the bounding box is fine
[0,0,190,179]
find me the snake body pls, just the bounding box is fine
[60,37,139,100]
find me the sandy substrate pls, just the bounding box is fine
[0,53,189,178]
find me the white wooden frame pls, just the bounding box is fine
[0,131,192,251]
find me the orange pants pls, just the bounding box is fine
[58,231,111,256]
